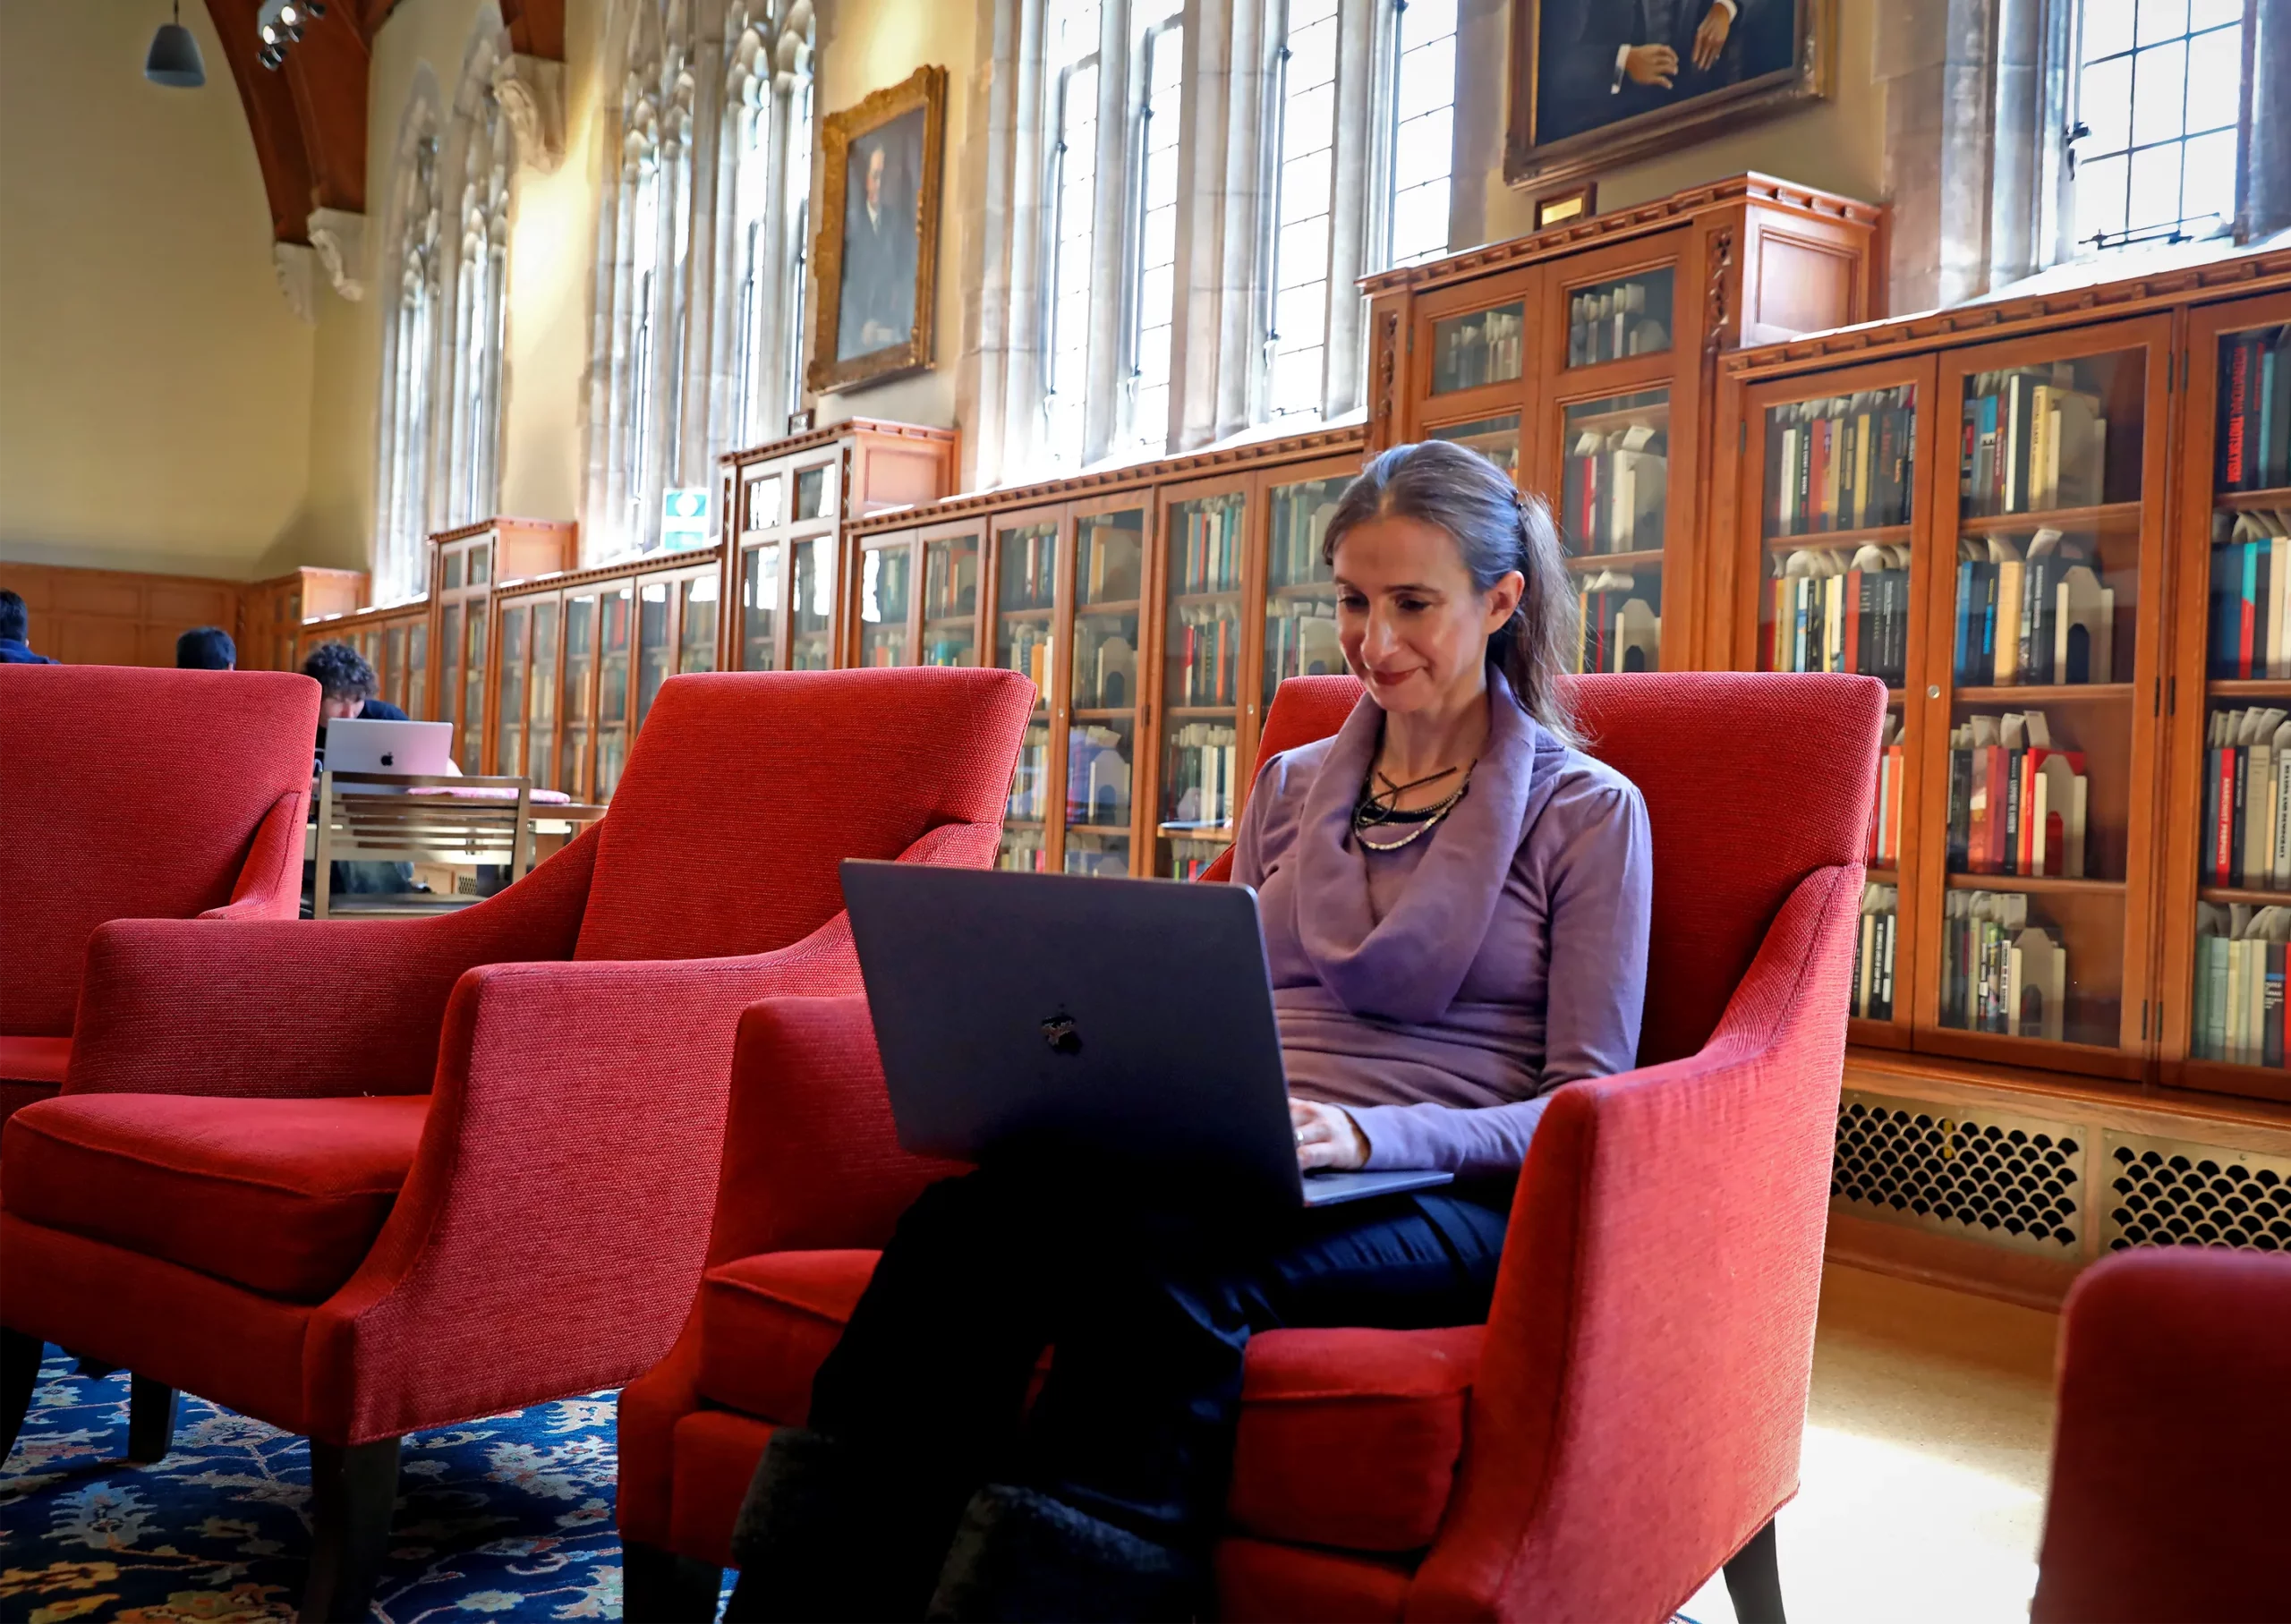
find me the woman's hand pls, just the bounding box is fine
[1291,1098,1370,1172]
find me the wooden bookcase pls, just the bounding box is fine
[720,421,960,676]
[1360,174,1886,677]
[298,600,432,717]
[422,518,577,770]
[1716,242,2291,1303]
[241,567,368,672]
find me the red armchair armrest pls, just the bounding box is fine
[64,827,600,1100]
[201,789,312,921]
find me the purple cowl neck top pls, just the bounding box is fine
[1232,668,1652,1178]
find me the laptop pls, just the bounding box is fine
[323,717,455,778]
[840,860,1454,1210]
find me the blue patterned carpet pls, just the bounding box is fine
[0,1348,692,1624]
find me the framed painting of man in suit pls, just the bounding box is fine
[1504,0,1829,187]
[809,65,947,394]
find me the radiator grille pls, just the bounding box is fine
[2100,1134,2291,1254]
[1833,1091,2088,1255]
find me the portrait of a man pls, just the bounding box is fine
[1512,0,1818,183]
[809,65,946,394]
[836,111,923,362]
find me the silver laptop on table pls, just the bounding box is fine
[840,860,1453,1210]
[323,717,455,781]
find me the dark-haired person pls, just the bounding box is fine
[0,590,58,664]
[726,440,1653,1620]
[302,639,418,906]
[175,625,237,670]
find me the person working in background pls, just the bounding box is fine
[175,625,236,670]
[303,639,419,906]
[0,591,59,664]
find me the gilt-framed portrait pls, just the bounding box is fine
[1504,0,1830,189]
[807,65,946,395]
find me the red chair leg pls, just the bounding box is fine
[127,1374,178,1463]
[302,1436,402,1624]
[1724,1518,1786,1624]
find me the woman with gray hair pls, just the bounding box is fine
[728,439,1654,1621]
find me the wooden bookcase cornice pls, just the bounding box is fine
[1356,173,1881,300]
[722,418,958,471]
[427,515,574,546]
[847,421,1368,538]
[492,543,725,599]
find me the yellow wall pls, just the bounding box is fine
[0,0,320,580]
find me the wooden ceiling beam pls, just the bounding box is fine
[283,4,369,213]
[499,0,564,61]
[203,0,316,242]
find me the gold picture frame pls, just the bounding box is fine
[1504,0,1831,191]
[807,64,947,395]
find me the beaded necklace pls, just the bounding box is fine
[1350,760,1477,852]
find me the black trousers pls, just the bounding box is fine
[805,1166,1508,1554]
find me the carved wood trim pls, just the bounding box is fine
[720,418,958,472]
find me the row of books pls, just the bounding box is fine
[1066,725,1131,827]
[998,830,1048,872]
[2193,902,2291,1066]
[999,529,1059,611]
[1868,714,1904,868]
[1071,624,1136,710]
[924,546,976,620]
[1939,889,2068,1041]
[2218,323,2291,494]
[2202,706,2291,890]
[1567,280,1668,367]
[1267,496,1340,590]
[1064,840,1133,878]
[1578,571,1658,675]
[2205,510,2291,679]
[1562,424,1666,555]
[1173,499,1245,596]
[1432,307,1524,394]
[1170,608,1241,707]
[1767,544,1912,684]
[1265,599,1343,693]
[1076,524,1142,604]
[1945,710,2090,879]
[1001,625,1053,699]
[1166,840,1227,882]
[1852,883,1899,1021]
[866,549,914,625]
[1952,531,2116,686]
[1163,722,1240,833]
[1007,725,1052,821]
[921,631,975,667]
[1957,365,2108,517]
[1766,387,1916,536]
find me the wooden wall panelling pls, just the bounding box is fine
[0,563,243,668]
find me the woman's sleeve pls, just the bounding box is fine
[1538,778,1654,1089]
[1231,753,1283,890]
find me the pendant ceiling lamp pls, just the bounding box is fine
[144,0,206,88]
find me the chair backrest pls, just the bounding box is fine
[0,665,319,1035]
[1221,671,1883,1062]
[573,667,1037,962]
[312,772,534,917]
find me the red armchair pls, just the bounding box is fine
[617,669,1882,1622]
[0,667,1035,1624]
[0,665,317,1124]
[2032,1246,2291,1623]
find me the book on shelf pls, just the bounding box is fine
[1171,607,1241,705]
[1959,367,2108,518]
[1578,569,1659,674]
[1007,728,1051,821]
[1082,527,1141,601]
[924,548,977,618]
[1852,881,1899,1020]
[1002,625,1055,697]
[1867,712,1905,867]
[2219,325,2291,495]
[1440,308,1523,390]
[1945,709,2089,879]
[1767,387,1916,537]
[2193,901,2291,1065]
[1270,497,1339,589]
[1164,721,1240,831]
[2203,706,2291,889]
[2206,508,2291,679]
[1067,726,1130,826]
[1069,624,1135,709]
[1765,543,1911,682]
[1180,500,1244,594]
[1264,600,1341,688]
[1952,528,2114,685]
[1001,531,1056,609]
[998,829,1048,873]
[1941,889,2067,1040]
[1565,423,1667,554]
[1567,284,1669,366]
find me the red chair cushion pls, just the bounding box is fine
[3,1093,430,1303]
[0,1035,72,1085]
[694,1250,1477,1552]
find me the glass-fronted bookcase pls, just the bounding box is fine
[297,600,431,720]
[422,518,577,769]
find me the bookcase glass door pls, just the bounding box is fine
[679,575,718,674]
[1748,365,1931,1046]
[1429,302,1525,396]
[527,598,558,795]
[1263,472,1350,701]
[1160,489,1248,880]
[1928,326,2163,1068]
[740,543,781,671]
[1426,412,1520,477]
[596,584,634,801]
[2176,294,2291,1095]
[1066,506,1146,877]
[438,603,463,738]
[560,594,596,799]
[460,608,488,774]
[994,518,1061,872]
[922,528,982,666]
[1563,267,1675,369]
[385,623,410,714]
[857,538,916,667]
[1563,387,1668,673]
[497,602,528,778]
[790,536,837,670]
[634,578,674,731]
[405,620,427,720]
